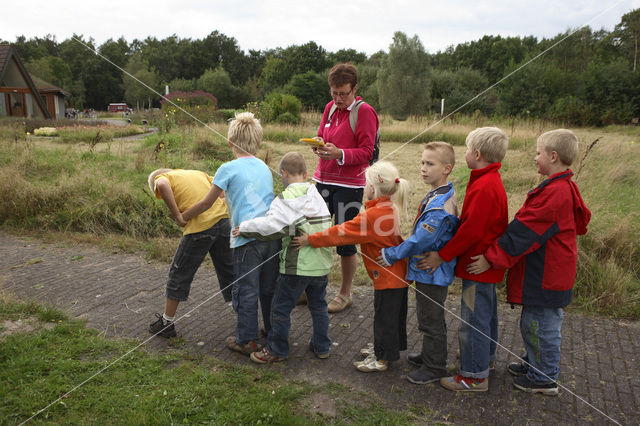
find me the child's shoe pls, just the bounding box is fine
[250,347,286,364]
[356,357,388,373]
[308,342,329,359]
[149,313,177,338]
[407,369,442,385]
[440,374,488,392]
[507,362,528,376]
[226,336,260,355]
[359,343,374,357]
[353,353,376,368]
[512,375,558,396]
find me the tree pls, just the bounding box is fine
[615,8,640,71]
[284,71,329,109]
[377,32,431,120]
[123,53,160,110]
[25,56,73,89]
[197,67,241,108]
[328,49,367,65]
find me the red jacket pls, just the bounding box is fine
[312,97,378,188]
[308,196,408,290]
[438,163,508,283]
[485,170,590,308]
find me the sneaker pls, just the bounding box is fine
[356,357,388,373]
[513,375,558,396]
[407,369,442,385]
[309,342,329,359]
[507,362,528,377]
[250,347,286,364]
[353,353,376,368]
[226,336,260,356]
[440,375,488,392]
[407,352,423,367]
[360,343,374,358]
[149,313,177,338]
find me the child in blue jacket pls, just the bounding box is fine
[378,142,459,385]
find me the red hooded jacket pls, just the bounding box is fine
[484,170,591,308]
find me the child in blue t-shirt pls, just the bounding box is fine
[181,112,279,355]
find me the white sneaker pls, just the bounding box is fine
[356,357,388,373]
[359,343,374,357]
[353,353,376,368]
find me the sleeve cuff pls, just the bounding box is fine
[337,149,345,165]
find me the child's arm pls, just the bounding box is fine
[292,212,373,248]
[236,197,302,240]
[155,178,187,227]
[380,213,455,266]
[181,184,223,222]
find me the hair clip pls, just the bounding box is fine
[377,174,384,183]
[395,178,400,183]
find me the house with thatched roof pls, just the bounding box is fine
[0,44,69,119]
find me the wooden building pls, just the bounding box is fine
[0,44,52,119]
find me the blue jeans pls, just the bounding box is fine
[232,239,281,344]
[459,280,498,379]
[520,305,563,383]
[268,274,331,358]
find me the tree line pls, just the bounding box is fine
[4,8,639,126]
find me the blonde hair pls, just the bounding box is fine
[147,168,172,193]
[278,152,306,176]
[538,129,579,166]
[424,141,455,167]
[228,112,262,155]
[364,161,410,216]
[466,127,508,163]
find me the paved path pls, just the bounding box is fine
[1,233,638,424]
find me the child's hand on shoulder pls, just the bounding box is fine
[375,255,390,267]
[291,231,309,250]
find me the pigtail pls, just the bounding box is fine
[364,161,410,218]
[391,178,410,218]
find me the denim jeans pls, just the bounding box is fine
[268,274,331,358]
[232,239,281,344]
[459,279,498,379]
[520,305,563,383]
[415,282,448,377]
[166,219,234,302]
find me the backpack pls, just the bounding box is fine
[328,100,380,166]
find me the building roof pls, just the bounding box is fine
[30,75,70,97]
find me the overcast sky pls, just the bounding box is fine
[2,0,639,54]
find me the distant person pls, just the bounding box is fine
[232,152,333,363]
[377,142,459,385]
[147,168,233,338]
[419,127,509,392]
[467,129,591,396]
[293,161,409,373]
[310,62,379,313]
[181,112,279,356]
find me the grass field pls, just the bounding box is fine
[0,115,638,318]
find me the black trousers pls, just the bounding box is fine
[373,287,408,363]
[415,282,449,376]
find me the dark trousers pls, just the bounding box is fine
[415,282,449,376]
[373,287,408,363]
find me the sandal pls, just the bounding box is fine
[327,294,352,313]
[226,336,260,355]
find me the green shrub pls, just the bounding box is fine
[274,112,300,124]
[261,93,301,123]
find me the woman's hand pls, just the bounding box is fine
[317,142,343,161]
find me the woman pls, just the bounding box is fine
[312,62,379,313]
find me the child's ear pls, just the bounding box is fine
[550,151,559,163]
[443,164,453,175]
[475,150,483,161]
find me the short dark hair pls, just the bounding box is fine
[328,63,358,89]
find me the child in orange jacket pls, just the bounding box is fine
[292,161,410,373]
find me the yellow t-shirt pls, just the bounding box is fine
[154,169,228,235]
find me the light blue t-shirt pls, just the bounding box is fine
[213,156,274,248]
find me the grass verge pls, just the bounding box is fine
[0,293,418,424]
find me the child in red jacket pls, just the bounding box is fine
[468,129,590,396]
[420,127,509,391]
[293,161,410,373]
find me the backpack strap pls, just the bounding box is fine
[328,100,365,134]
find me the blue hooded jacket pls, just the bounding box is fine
[381,183,459,286]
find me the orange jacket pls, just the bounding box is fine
[308,196,408,290]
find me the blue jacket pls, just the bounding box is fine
[381,183,459,286]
